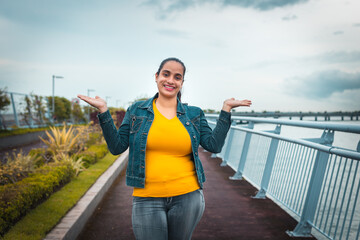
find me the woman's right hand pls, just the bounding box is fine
[77,94,108,113]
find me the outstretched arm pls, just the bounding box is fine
[200,98,252,153]
[222,98,252,112]
[77,94,129,155]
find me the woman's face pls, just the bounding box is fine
[155,61,184,99]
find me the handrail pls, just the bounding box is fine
[208,120,360,161]
[206,114,360,134]
[206,115,360,239]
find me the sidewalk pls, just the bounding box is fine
[77,149,315,240]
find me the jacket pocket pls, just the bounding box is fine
[190,115,200,134]
[130,115,143,134]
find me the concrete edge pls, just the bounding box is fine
[0,131,48,150]
[44,149,129,240]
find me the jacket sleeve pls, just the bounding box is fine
[97,108,130,155]
[199,110,231,153]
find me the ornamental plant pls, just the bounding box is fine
[53,153,85,176]
[40,124,80,157]
[0,151,38,185]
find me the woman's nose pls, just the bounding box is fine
[167,76,175,83]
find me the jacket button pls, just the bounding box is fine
[193,135,196,139]
[195,152,198,155]
[141,165,144,168]
[186,122,190,125]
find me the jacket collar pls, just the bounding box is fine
[138,92,185,114]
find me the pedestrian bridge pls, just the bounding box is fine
[54,116,360,240]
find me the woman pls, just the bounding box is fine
[78,57,251,240]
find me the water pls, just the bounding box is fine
[251,119,360,151]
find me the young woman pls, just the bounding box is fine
[77,57,252,240]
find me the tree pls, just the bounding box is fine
[21,95,33,127]
[129,95,150,105]
[32,94,47,125]
[47,96,71,122]
[0,88,11,129]
[71,101,86,123]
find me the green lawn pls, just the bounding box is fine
[3,152,119,240]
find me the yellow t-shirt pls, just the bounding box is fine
[133,100,200,197]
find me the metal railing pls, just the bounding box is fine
[206,115,360,240]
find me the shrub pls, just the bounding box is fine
[0,161,74,235]
[87,144,108,159]
[40,124,80,157]
[76,151,96,168]
[28,148,52,167]
[0,151,38,185]
[85,132,102,147]
[75,144,108,168]
[53,153,84,176]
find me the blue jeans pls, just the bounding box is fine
[132,189,205,240]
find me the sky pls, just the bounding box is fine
[1,0,360,112]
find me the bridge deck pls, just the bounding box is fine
[77,150,315,240]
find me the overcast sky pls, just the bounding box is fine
[1,0,360,112]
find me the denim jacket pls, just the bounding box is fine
[97,93,231,188]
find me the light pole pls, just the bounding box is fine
[106,96,111,106]
[116,99,121,108]
[87,89,95,122]
[52,75,64,121]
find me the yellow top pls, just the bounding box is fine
[133,100,200,197]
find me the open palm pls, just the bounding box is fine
[223,98,252,112]
[77,94,108,113]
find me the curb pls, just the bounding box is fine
[44,149,129,240]
[0,131,47,150]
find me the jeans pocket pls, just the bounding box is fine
[197,189,205,203]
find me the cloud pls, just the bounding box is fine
[143,0,309,18]
[285,70,360,99]
[156,29,189,38]
[245,51,360,70]
[333,30,344,35]
[282,14,298,21]
[317,51,360,63]
[353,23,360,27]
[222,0,309,11]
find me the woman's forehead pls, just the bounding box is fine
[161,61,184,74]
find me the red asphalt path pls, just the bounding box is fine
[77,149,315,240]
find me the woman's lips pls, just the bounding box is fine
[164,84,175,91]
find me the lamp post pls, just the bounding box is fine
[52,75,64,121]
[106,96,111,106]
[87,89,95,122]
[116,99,121,108]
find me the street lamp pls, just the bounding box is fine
[52,75,64,121]
[87,89,95,122]
[106,96,111,106]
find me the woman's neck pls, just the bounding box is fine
[156,95,177,109]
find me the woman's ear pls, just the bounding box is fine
[155,73,158,82]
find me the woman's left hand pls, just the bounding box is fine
[222,98,252,112]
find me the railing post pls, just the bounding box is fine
[220,121,236,166]
[229,122,254,180]
[26,94,34,128]
[10,93,20,127]
[253,125,281,199]
[287,129,334,237]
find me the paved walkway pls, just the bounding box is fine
[77,150,315,240]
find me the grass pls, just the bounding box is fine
[0,124,87,138]
[0,127,50,138]
[2,152,119,240]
